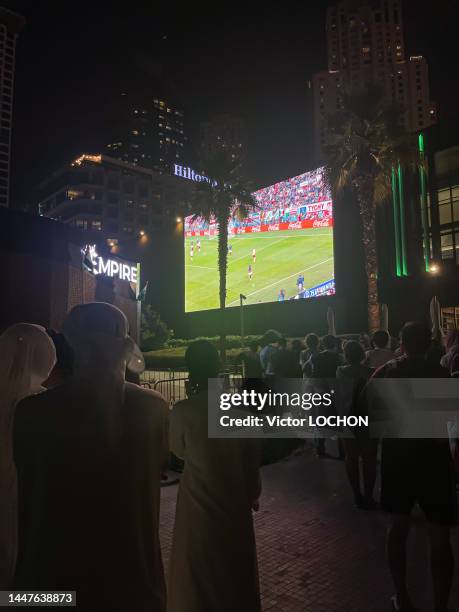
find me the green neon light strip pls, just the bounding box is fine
[419,166,429,271]
[398,164,408,276]
[391,166,402,277]
[418,132,425,153]
[418,133,429,272]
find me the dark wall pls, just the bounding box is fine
[0,209,139,336]
[379,262,459,335]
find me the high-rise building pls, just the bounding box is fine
[0,7,25,207]
[200,114,246,163]
[312,0,436,157]
[38,153,194,241]
[105,92,187,174]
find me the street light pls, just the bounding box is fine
[240,293,247,348]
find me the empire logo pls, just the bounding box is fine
[82,245,138,284]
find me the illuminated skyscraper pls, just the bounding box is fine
[312,0,436,157]
[106,92,187,174]
[0,7,25,207]
[200,114,246,163]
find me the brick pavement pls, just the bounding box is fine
[159,447,458,612]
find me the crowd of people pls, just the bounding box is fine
[247,324,459,612]
[0,303,458,612]
[185,168,332,235]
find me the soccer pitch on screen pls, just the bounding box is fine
[184,167,335,313]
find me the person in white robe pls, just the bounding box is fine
[0,323,56,588]
[168,340,262,612]
[13,302,169,612]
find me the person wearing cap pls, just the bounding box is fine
[13,302,169,612]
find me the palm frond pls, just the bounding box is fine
[323,88,420,205]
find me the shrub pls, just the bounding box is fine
[167,334,262,350]
[140,305,173,351]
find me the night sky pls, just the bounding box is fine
[5,0,458,209]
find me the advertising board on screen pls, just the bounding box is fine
[184,167,335,313]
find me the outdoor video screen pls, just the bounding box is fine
[184,167,335,312]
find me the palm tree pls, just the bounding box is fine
[323,88,419,331]
[190,153,257,362]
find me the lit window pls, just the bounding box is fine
[67,189,84,200]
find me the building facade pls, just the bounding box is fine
[105,92,187,174]
[428,146,459,265]
[0,208,140,339]
[200,114,246,163]
[312,0,436,156]
[38,153,194,242]
[0,7,25,207]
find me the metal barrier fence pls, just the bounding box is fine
[140,366,244,407]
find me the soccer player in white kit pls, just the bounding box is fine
[252,248,256,263]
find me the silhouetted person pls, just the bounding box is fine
[440,329,459,375]
[259,329,281,378]
[365,330,394,369]
[239,340,263,378]
[13,303,169,611]
[370,322,455,612]
[310,335,343,378]
[310,335,343,457]
[290,338,304,363]
[300,333,320,377]
[44,330,74,389]
[337,341,376,509]
[168,340,261,612]
[0,324,56,588]
[271,338,302,377]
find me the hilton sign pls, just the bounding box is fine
[173,164,217,186]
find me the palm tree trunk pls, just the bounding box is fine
[217,213,229,364]
[355,177,380,332]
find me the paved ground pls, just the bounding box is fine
[159,446,459,612]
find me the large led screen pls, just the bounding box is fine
[184,167,335,312]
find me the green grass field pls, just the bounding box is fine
[185,227,334,312]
